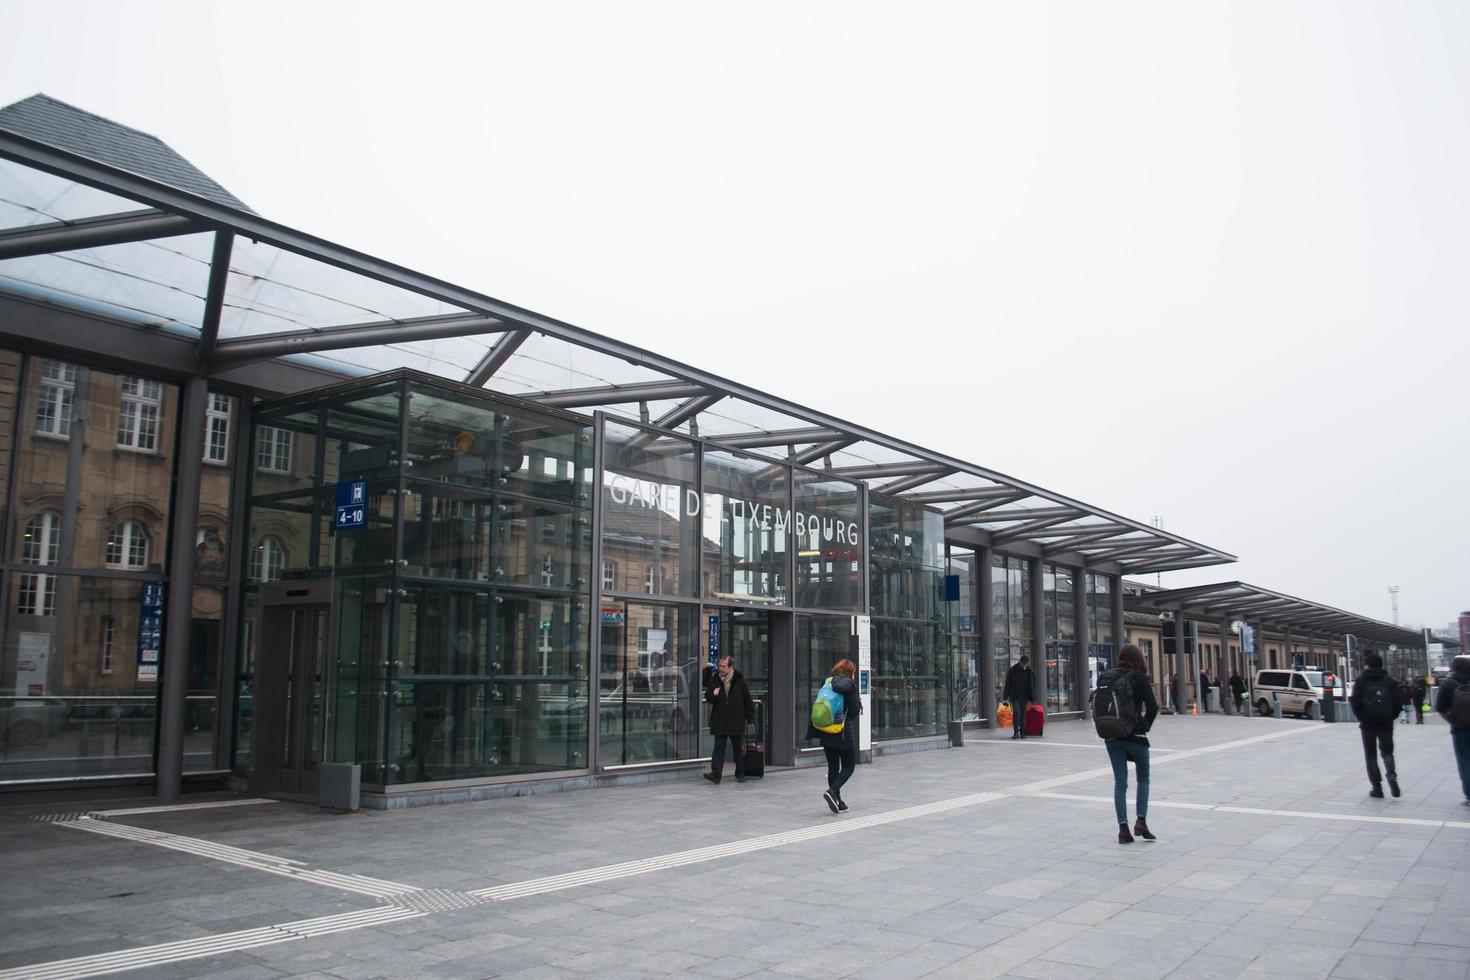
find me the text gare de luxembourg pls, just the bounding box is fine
[606,476,861,550]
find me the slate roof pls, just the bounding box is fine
[0,94,253,213]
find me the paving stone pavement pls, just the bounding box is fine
[2,713,1468,979]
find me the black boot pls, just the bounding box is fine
[1368,784,1384,798]
[1133,818,1156,841]
[1118,823,1134,844]
[1387,774,1400,798]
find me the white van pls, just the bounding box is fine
[1252,668,1326,719]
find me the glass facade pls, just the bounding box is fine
[868,493,946,740]
[991,553,1032,713]
[946,551,980,720]
[1042,563,1077,712]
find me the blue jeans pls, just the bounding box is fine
[1453,729,1470,800]
[1106,739,1150,825]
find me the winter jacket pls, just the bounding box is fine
[1434,670,1470,733]
[1349,667,1405,729]
[1114,668,1159,746]
[806,674,862,750]
[705,669,756,737]
[1002,664,1034,703]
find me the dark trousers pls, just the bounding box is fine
[1011,700,1030,737]
[1360,724,1397,786]
[710,733,743,779]
[824,745,855,797]
[1452,730,1470,800]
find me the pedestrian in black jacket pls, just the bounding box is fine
[1106,644,1160,843]
[1349,653,1406,798]
[1433,655,1470,806]
[1411,676,1427,725]
[1002,656,1035,739]
[1228,671,1247,713]
[806,658,862,813]
[704,656,755,785]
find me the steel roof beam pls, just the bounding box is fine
[961,507,1083,524]
[793,439,856,466]
[532,380,711,408]
[991,514,1084,544]
[1042,526,1133,555]
[829,460,950,481]
[0,208,203,260]
[625,394,726,451]
[196,232,234,371]
[901,486,1015,504]
[1124,555,1232,575]
[211,313,506,364]
[706,426,847,450]
[465,328,532,387]
[1087,540,1194,562]
[878,469,955,495]
[944,493,1031,523]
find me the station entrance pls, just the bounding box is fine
[247,581,333,798]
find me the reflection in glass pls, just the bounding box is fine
[796,614,852,745]
[793,470,863,611]
[703,448,788,603]
[601,421,701,598]
[598,602,702,766]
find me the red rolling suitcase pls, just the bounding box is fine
[1024,703,1045,737]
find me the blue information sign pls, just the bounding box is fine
[335,479,367,530]
[707,614,721,667]
[137,580,165,682]
[943,574,961,602]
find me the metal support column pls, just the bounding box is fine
[1219,615,1234,714]
[1029,557,1044,706]
[1109,573,1125,650]
[1076,568,1091,717]
[157,376,209,800]
[977,547,995,725]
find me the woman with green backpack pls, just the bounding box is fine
[808,659,862,814]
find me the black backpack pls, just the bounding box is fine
[1358,675,1395,725]
[1091,668,1138,740]
[1451,681,1470,729]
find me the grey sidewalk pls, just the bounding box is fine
[2,713,1468,979]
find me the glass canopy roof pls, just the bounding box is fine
[0,98,1237,578]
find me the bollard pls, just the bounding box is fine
[947,720,964,747]
[1272,694,1283,719]
[319,762,361,812]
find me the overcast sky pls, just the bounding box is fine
[2,1,1466,630]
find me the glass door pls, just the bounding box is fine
[721,608,771,756]
[249,597,329,796]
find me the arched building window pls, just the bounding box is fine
[250,535,285,582]
[106,520,150,569]
[18,511,61,615]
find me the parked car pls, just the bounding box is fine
[1253,669,1325,719]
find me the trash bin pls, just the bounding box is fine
[1323,696,1336,723]
[1206,689,1221,713]
[947,720,964,747]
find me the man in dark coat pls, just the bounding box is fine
[1411,676,1428,724]
[1228,671,1247,713]
[1002,655,1035,740]
[704,656,756,784]
[1349,652,1407,798]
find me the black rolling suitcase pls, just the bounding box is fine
[740,703,765,778]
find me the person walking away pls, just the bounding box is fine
[1434,655,1470,807]
[704,656,755,784]
[1349,653,1406,798]
[1094,644,1159,843]
[1199,668,1211,712]
[1400,679,1414,725]
[807,658,862,813]
[1003,656,1035,739]
[1411,675,1427,725]
[1229,671,1247,713]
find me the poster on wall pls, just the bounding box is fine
[16,632,51,696]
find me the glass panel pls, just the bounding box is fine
[793,469,863,611]
[796,614,852,746]
[869,494,942,621]
[597,602,701,766]
[249,411,321,496]
[871,620,944,740]
[183,587,225,773]
[400,486,589,588]
[220,239,467,338]
[234,592,258,771]
[0,234,213,332]
[0,159,151,226]
[702,448,788,604]
[601,421,700,599]
[388,581,588,782]
[404,384,592,500]
[11,361,176,573]
[0,349,17,520]
[246,495,326,582]
[2,575,157,779]
[327,575,388,781]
